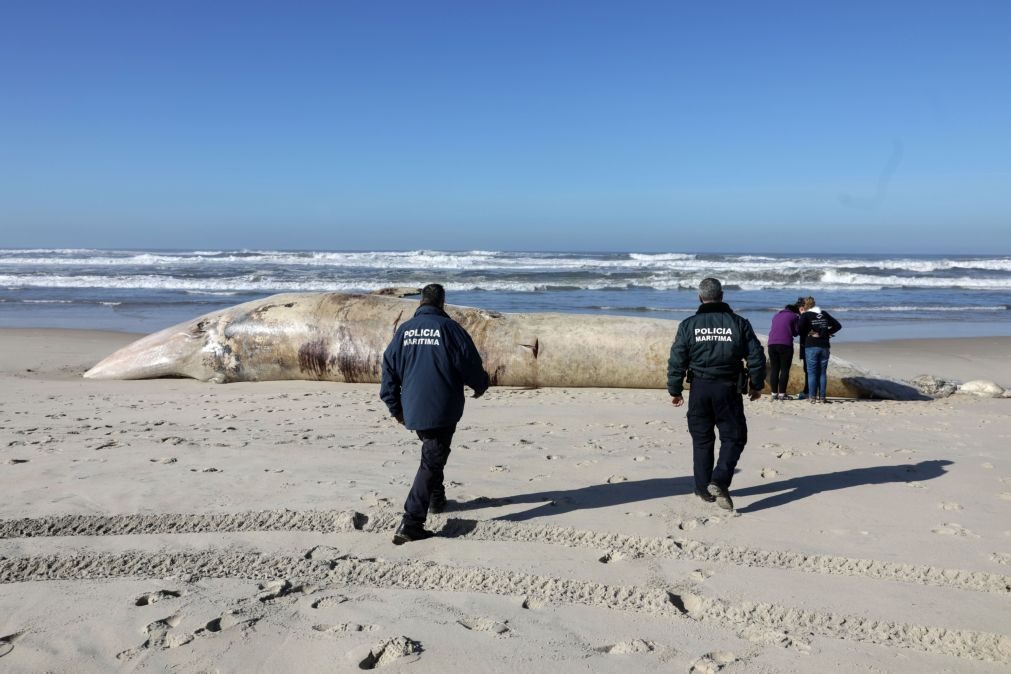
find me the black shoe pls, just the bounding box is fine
[694,489,716,503]
[429,494,447,514]
[392,520,435,545]
[707,483,734,511]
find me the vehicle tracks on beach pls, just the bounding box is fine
[0,550,1008,663]
[2,508,1008,596]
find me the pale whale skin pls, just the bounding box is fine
[84,292,924,399]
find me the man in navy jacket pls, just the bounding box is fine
[380,284,489,544]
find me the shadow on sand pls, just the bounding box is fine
[442,460,953,522]
[732,459,953,513]
[447,476,695,523]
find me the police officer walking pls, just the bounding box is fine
[380,284,490,544]
[667,278,766,511]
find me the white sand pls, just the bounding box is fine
[1,328,1009,672]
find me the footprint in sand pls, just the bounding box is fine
[196,610,259,635]
[691,651,739,673]
[149,457,177,464]
[760,467,778,479]
[521,597,543,610]
[314,623,378,634]
[689,569,714,582]
[5,459,29,465]
[117,615,189,660]
[134,590,182,606]
[939,501,963,511]
[457,618,510,635]
[354,636,423,669]
[310,594,350,609]
[607,475,628,484]
[932,523,979,538]
[740,625,811,653]
[596,638,655,654]
[598,550,630,563]
[490,465,508,472]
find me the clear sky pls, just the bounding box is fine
[1,1,1009,253]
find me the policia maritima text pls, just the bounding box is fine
[667,278,766,511]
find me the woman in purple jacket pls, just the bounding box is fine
[766,301,801,400]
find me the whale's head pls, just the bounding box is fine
[84,319,213,381]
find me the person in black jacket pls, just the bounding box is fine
[380,284,490,544]
[797,296,842,403]
[667,278,766,511]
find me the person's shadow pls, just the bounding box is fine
[732,459,953,513]
[447,476,696,523]
[441,460,954,523]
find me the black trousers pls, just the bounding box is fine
[767,344,794,394]
[686,378,748,492]
[403,426,455,525]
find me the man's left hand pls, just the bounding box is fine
[748,389,762,401]
[671,395,684,407]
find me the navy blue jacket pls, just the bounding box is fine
[380,305,489,430]
[667,302,767,395]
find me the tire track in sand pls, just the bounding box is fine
[0,551,1007,663]
[2,509,1008,596]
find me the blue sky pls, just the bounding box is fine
[1,1,1009,253]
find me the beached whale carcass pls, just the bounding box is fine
[84,291,923,399]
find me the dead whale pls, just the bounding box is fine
[84,291,925,399]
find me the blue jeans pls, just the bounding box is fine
[805,346,830,399]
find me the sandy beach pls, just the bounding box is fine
[1,328,1009,672]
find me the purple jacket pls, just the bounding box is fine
[767,308,799,346]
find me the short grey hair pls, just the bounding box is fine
[698,277,723,302]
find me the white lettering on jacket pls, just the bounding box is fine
[694,327,733,342]
[403,328,442,346]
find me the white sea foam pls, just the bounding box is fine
[2,249,1009,276]
[2,272,1008,293]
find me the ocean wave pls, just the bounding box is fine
[831,305,1009,313]
[2,249,1009,276]
[818,270,1011,289]
[4,271,1008,292]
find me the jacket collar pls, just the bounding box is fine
[696,301,734,315]
[415,304,449,318]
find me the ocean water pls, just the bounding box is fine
[1,249,1009,340]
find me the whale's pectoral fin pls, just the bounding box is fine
[519,338,540,359]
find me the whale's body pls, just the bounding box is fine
[84,292,924,399]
